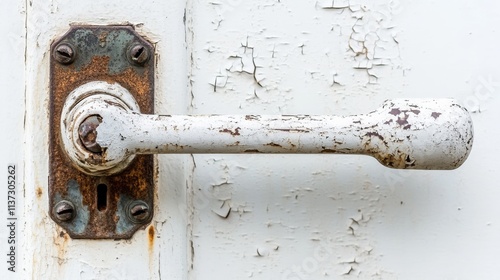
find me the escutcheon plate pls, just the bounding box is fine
[49,25,155,239]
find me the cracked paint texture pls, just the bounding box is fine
[191,0,407,116]
[187,0,499,279]
[9,0,500,279]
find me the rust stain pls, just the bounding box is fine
[54,230,70,266]
[265,142,282,148]
[147,224,156,278]
[36,187,43,198]
[365,132,384,141]
[245,115,259,120]
[219,127,241,136]
[361,131,414,168]
[148,225,155,250]
[372,151,415,169]
[272,128,311,133]
[98,31,108,47]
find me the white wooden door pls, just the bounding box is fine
[1,0,499,279]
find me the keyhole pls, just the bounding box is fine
[97,184,108,211]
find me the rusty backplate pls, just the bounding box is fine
[49,25,154,239]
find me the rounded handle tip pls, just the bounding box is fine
[370,99,473,170]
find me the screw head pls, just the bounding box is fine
[78,115,102,153]
[128,44,149,65]
[53,200,75,222]
[54,43,75,64]
[127,200,151,223]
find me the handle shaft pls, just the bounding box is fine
[93,99,473,170]
[60,82,473,176]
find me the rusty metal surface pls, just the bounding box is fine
[49,25,154,239]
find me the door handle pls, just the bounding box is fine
[49,25,474,239]
[61,81,474,176]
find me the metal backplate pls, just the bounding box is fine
[49,25,154,239]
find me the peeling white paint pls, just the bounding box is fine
[187,1,500,279]
[64,90,472,173]
[18,1,190,279]
[3,0,499,279]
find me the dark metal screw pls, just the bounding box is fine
[78,115,102,153]
[128,201,150,223]
[129,44,149,65]
[54,43,75,64]
[53,200,75,222]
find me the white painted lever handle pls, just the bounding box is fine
[62,82,473,176]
